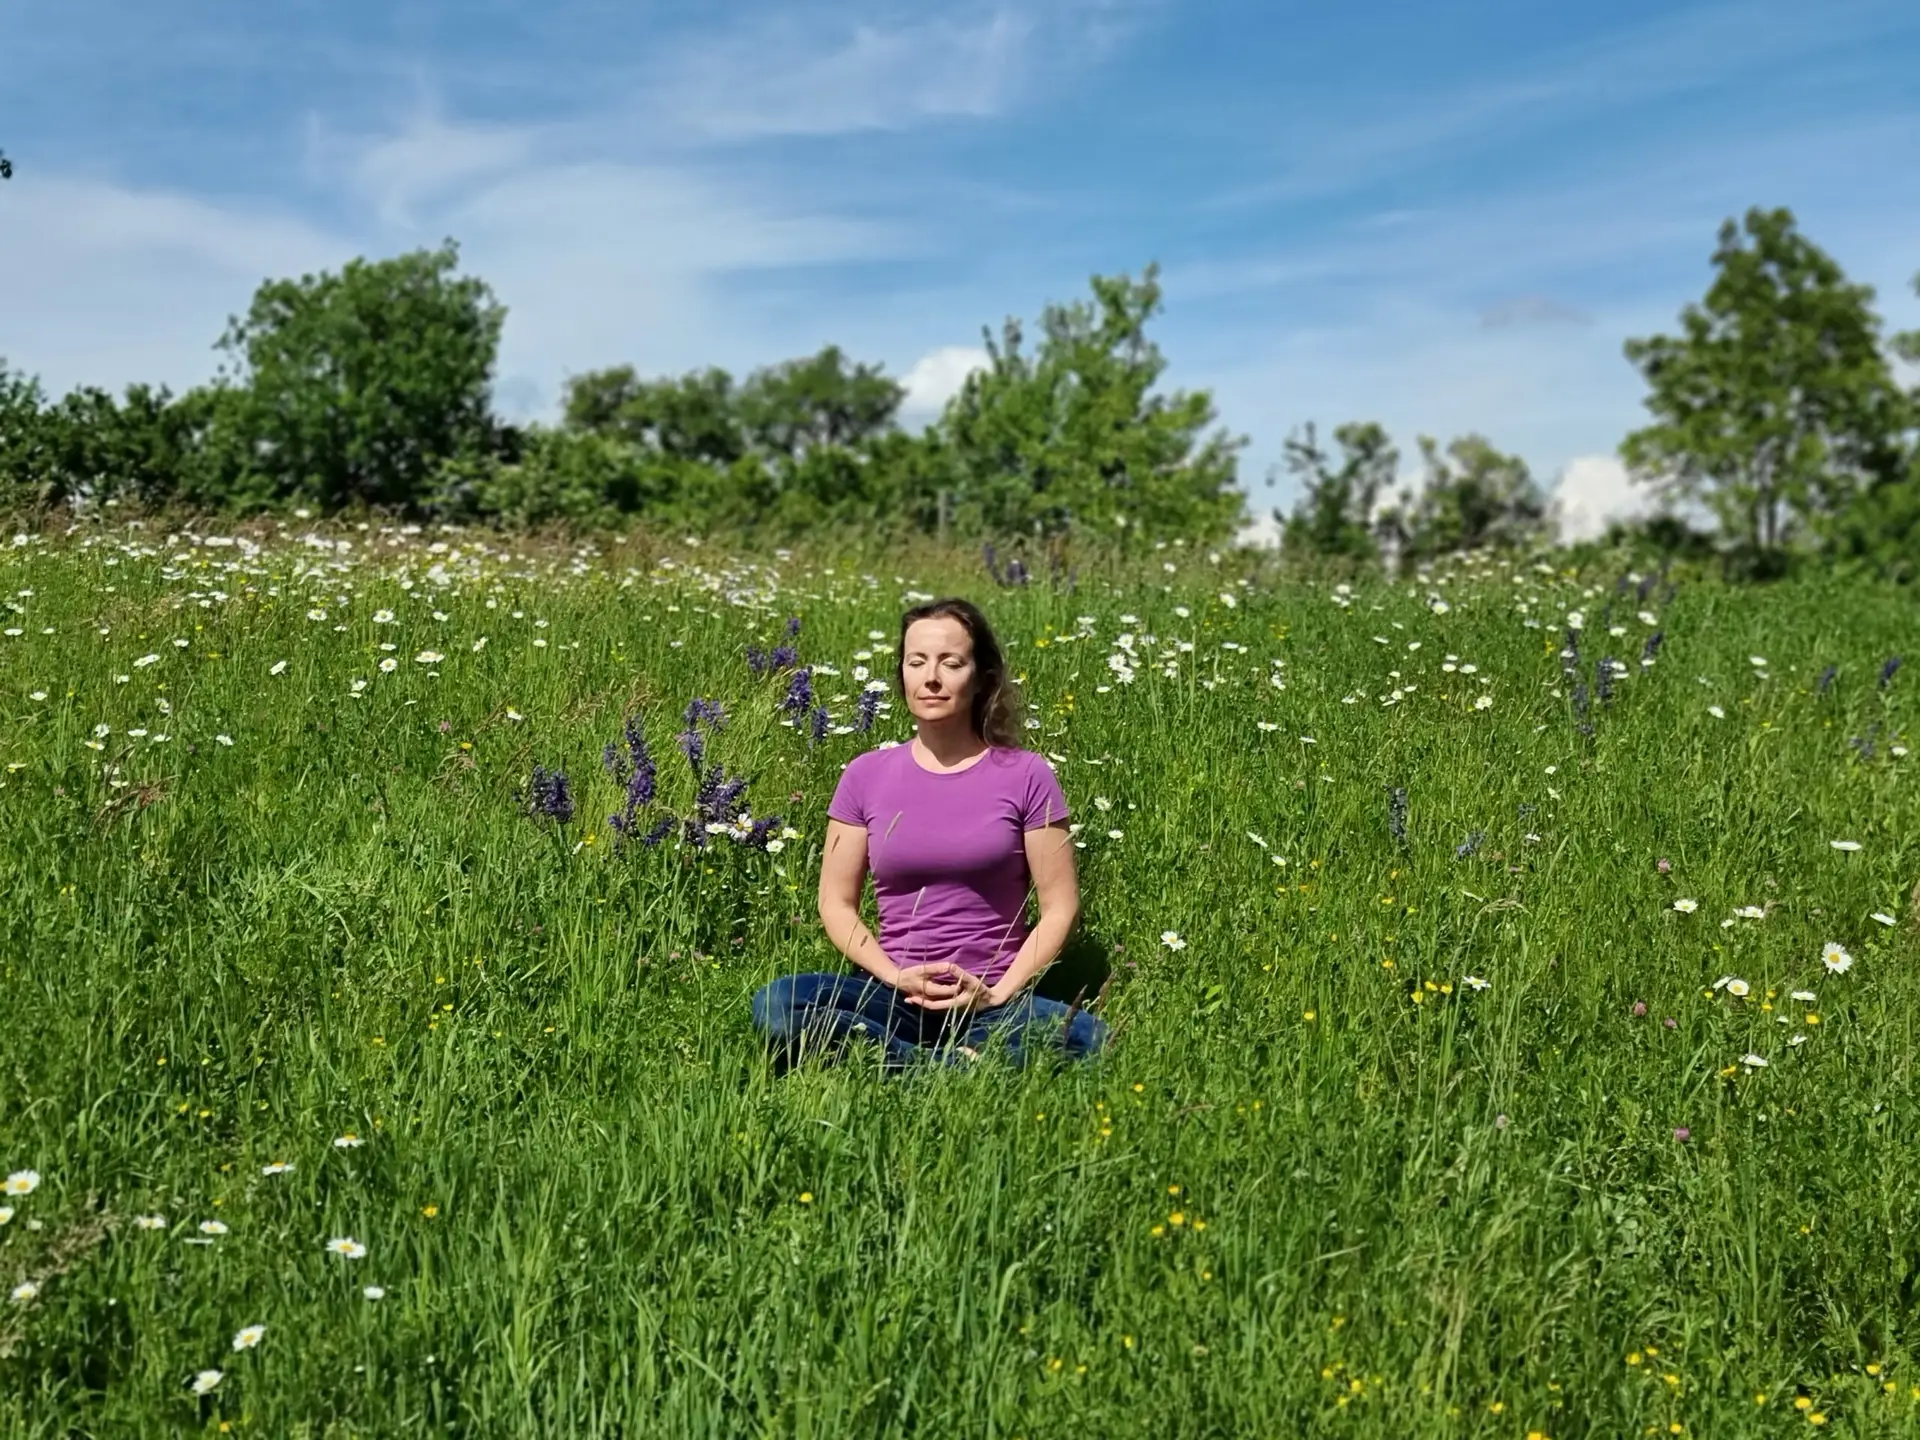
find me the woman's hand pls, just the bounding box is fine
[894,963,963,1006]
[907,966,996,1014]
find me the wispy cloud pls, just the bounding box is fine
[1479,295,1593,330]
[642,10,1034,142]
[1210,0,1918,210]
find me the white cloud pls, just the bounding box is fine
[1549,455,1654,543]
[1208,0,1918,210]
[309,107,543,227]
[646,11,1032,142]
[0,172,350,392]
[899,344,991,423]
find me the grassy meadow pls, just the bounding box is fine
[0,520,1916,1438]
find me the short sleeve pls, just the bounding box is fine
[1019,752,1070,830]
[826,755,869,827]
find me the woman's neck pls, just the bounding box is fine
[913,717,987,768]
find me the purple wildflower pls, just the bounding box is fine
[786,616,802,638]
[1454,829,1485,859]
[1642,630,1664,665]
[639,817,675,847]
[810,705,831,743]
[854,689,882,733]
[684,696,727,731]
[746,645,769,677]
[676,728,705,774]
[1672,1126,1690,1142]
[519,765,575,825]
[1880,656,1903,689]
[780,668,815,718]
[1595,656,1616,706]
[606,716,657,837]
[769,644,798,670]
[1386,786,1408,844]
[1816,663,1837,694]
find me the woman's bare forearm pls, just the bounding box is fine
[817,900,901,985]
[988,904,1079,1006]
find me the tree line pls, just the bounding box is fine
[1,205,1916,576]
[0,251,1247,549]
[1283,208,1920,580]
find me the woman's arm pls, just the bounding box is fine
[817,818,900,983]
[988,820,1081,1006]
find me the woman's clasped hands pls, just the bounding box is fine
[895,962,997,1014]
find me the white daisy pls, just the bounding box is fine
[198,1219,229,1236]
[133,1214,167,1230]
[232,1324,266,1351]
[1462,975,1490,991]
[190,1369,224,1395]
[269,660,288,676]
[1790,990,1816,1002]
[414,651,444,665]
[1830,839,1862,852]
[3,1170,40,1197]
[362,1285,386,1301]
[1672,898,1698,914]
[1707,705,1726,719]
[1160,931,1186,951]
[373,610,395,624]
[379,658,398,673]
[260,1161,294,1176]
[1822,942,1854,975]
[1871,912,1896,927]
[1740,1053,1768,1068]
[1725,979,1751,997]
[326,1237,367,1259]
[333,1133,365,1149]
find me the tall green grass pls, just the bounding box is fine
[0,523,1915,1437]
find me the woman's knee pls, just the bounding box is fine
[1066,1007,1110,1056]
[751,975,801,1038]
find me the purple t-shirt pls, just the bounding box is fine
[826,742,1071,985]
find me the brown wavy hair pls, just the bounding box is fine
[894,598,1029,749]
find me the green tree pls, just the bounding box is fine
[936,265,1246,542]
[1621,207,1906,574]
[735,346,904,465]
[216,241,506,512]
[1391,433,1546,559]
[0,364,55,508]
[1827,273,1920,582]
[562,366,745,467]
[1278,421,1396,561]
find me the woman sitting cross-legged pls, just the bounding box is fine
[751,597,1108,1071]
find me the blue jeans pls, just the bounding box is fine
[751,972,1109,1071]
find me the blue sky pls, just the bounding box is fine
[4,0,1918,539]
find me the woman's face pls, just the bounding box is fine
[901,615,977,724]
